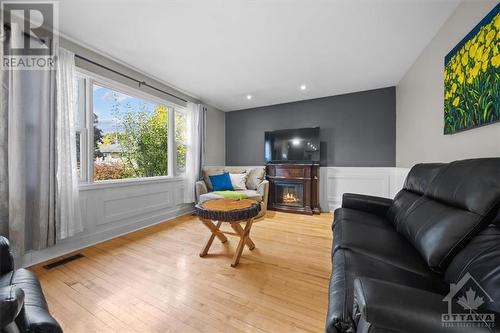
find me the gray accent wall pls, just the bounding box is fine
[226,87,396,167]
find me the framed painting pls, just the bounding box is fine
[444,3,500,134]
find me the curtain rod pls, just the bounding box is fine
[74,54,188,103]
[3,24,188,103]
[3,23,46,44]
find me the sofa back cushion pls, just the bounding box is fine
[425,158,500,216]
[403,163,445,194]
[204,166,265,191]
[444,225,500,313]
[492,208,500,226]
[209,172,234,191]
[393,158,500,273]
[229,172,248,190]
[202,167,225,191]
[396,197,482,273]
[387,163,444,226]
[225,166,265,190]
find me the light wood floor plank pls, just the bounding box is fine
[32,211,333,333]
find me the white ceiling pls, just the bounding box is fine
[58,0,459,111]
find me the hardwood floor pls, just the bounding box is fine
[32,211,333,333]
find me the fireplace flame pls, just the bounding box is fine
[283,191,300,204]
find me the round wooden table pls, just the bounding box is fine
[195,199,261,267]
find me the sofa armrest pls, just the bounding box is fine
[0,286,24,329]
[257,180,269,200]
[353,277,496,333]
[341,193,393,217]
[16,305,63,333]
[0,236,14,274]
[195,180,208,203]
[257,180,269,213]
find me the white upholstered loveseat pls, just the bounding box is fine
[195,166,269,218]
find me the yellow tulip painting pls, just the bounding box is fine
[444,4,500,134]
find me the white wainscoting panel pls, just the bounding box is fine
[23,177,193,267]
[320,167,410,212]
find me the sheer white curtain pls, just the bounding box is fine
[56,48,83,239]
[184,102,206,203]
[1,27,59,262]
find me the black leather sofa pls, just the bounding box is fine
[0,237,62,333]
[326,158,500,333]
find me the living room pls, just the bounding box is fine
[0,1,499,332]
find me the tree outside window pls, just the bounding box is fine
[92,84,170,181]
[175,111,187,175]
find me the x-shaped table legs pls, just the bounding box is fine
[199,218,256,267]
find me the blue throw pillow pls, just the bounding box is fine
[209,172,234,191]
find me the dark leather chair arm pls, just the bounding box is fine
[0,236,14,274]
[0,286,25,329]
[15,305,63,333]
[353,277,497,333]
[341,193,393,217]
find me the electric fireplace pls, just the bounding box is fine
[276,183,304,207]
[266,164,320,215]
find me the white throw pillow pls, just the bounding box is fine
[229,173,248,190]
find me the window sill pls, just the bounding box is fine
[79,176,185,191]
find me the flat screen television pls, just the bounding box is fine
[264,127,320,163]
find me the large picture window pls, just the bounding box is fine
[75,72,187,183]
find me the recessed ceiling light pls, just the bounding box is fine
[246,94,252,100]
[300,84,307,90]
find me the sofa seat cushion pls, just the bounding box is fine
[199,190,262,204]
[326,249,446,333]
[333,218,433,277]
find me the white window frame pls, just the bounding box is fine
[74,75,88,181]
[75,68,187,186]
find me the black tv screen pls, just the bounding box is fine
[265,127,320,163]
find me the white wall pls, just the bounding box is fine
[205,106,226,165]
[396,0,500,167]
